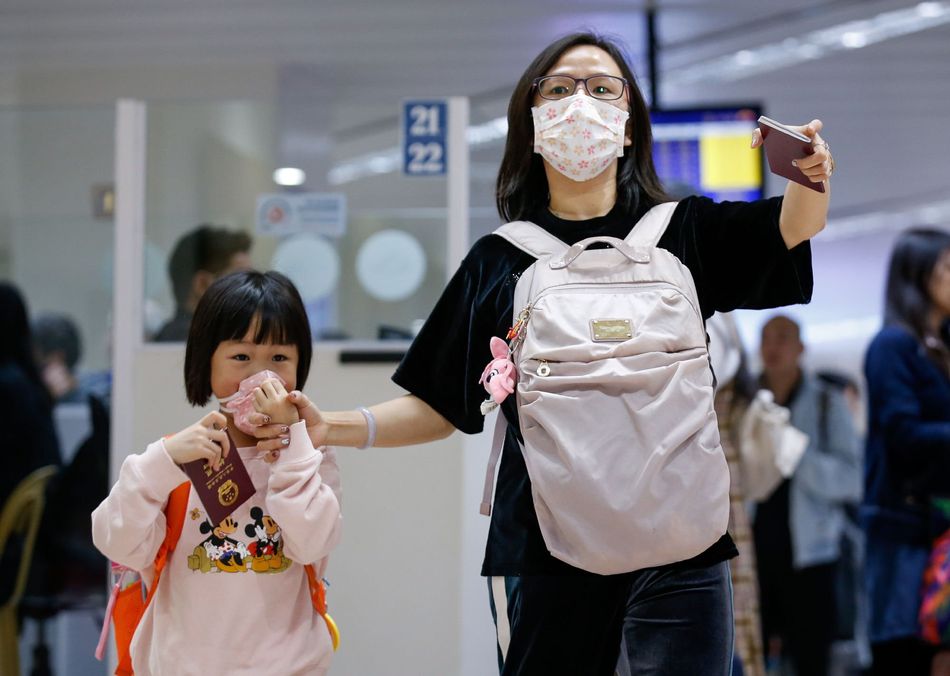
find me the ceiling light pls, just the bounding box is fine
[918,2,946,19]
[273,167,306,186]
[840,31,868,48]
[667,2,950,87]
[734,50,755,66]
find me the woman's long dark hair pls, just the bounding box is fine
[496,32,669,222]
[0,281,49,403]
[884,228,950,348]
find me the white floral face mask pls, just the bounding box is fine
[531,93,629,182]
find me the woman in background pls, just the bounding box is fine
[0,282,60,603]
[863,228,950,674]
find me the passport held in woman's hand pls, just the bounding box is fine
[758,116,826,193]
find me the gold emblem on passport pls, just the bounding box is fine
[218,480,239,506]
[591,319,632,342]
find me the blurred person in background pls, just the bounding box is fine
[675,313,808,676]
[0,282,61,603]
[816,370,871,675]
[705,313,768,676]
[31,312,109,594]
[153,224,252,342]
[863,228,950,675]
[817,371,866,441]
[754,315,862,676]
[33,313,91,405]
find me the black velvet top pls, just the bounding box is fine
[393,195,814,576]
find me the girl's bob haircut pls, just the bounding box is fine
[184,270,313,406]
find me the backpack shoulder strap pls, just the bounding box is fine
[494,221,569,260]
[624,202,679,250]
[96,480,191,666]
[480,411,510,517]
[144,481,191,605]
[163,482,191,553]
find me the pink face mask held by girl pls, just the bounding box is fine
[531,92,629,182]
[216,369,287,436]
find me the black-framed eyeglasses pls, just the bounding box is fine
[532,75,628,101]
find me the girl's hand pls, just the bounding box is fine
[751,118,834,184]
[164,411,231,470]
[251,390,328,454]
[252,379,299,427]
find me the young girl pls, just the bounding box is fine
[92,270,342,675]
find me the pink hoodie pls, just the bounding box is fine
[92,421,342,675]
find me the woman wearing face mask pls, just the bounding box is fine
[255,32,832,674]
[863,229,950,675]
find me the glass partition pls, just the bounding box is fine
[142,100,449,343]
[0,104,116,380]
[0,103,114,675]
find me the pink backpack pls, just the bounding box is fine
[480,202,730,575]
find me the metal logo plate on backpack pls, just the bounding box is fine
[591,319,632,342]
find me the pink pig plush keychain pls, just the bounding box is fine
[478,336,517,415]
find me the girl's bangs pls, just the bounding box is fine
[251,299,295,345]
[218,292,294,346]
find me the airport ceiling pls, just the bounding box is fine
[1,0,940,104]
[3,0,949,217]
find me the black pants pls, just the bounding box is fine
[868,638,935,676]
[757,559,836,676]
[488,561,734,676]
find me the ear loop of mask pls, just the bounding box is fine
[216,390,240,413]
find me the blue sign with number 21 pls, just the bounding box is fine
[403,100,447,176]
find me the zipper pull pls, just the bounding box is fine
[507,305,532,344]
[536,360,551,377]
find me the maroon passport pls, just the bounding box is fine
[178,431,256,525]
[758,116,826,193]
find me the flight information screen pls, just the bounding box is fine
[651,106,763,202]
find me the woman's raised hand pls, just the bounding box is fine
[163,411,230,470]
[751,118,834,185]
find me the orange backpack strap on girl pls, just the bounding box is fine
[96,481,191,675]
